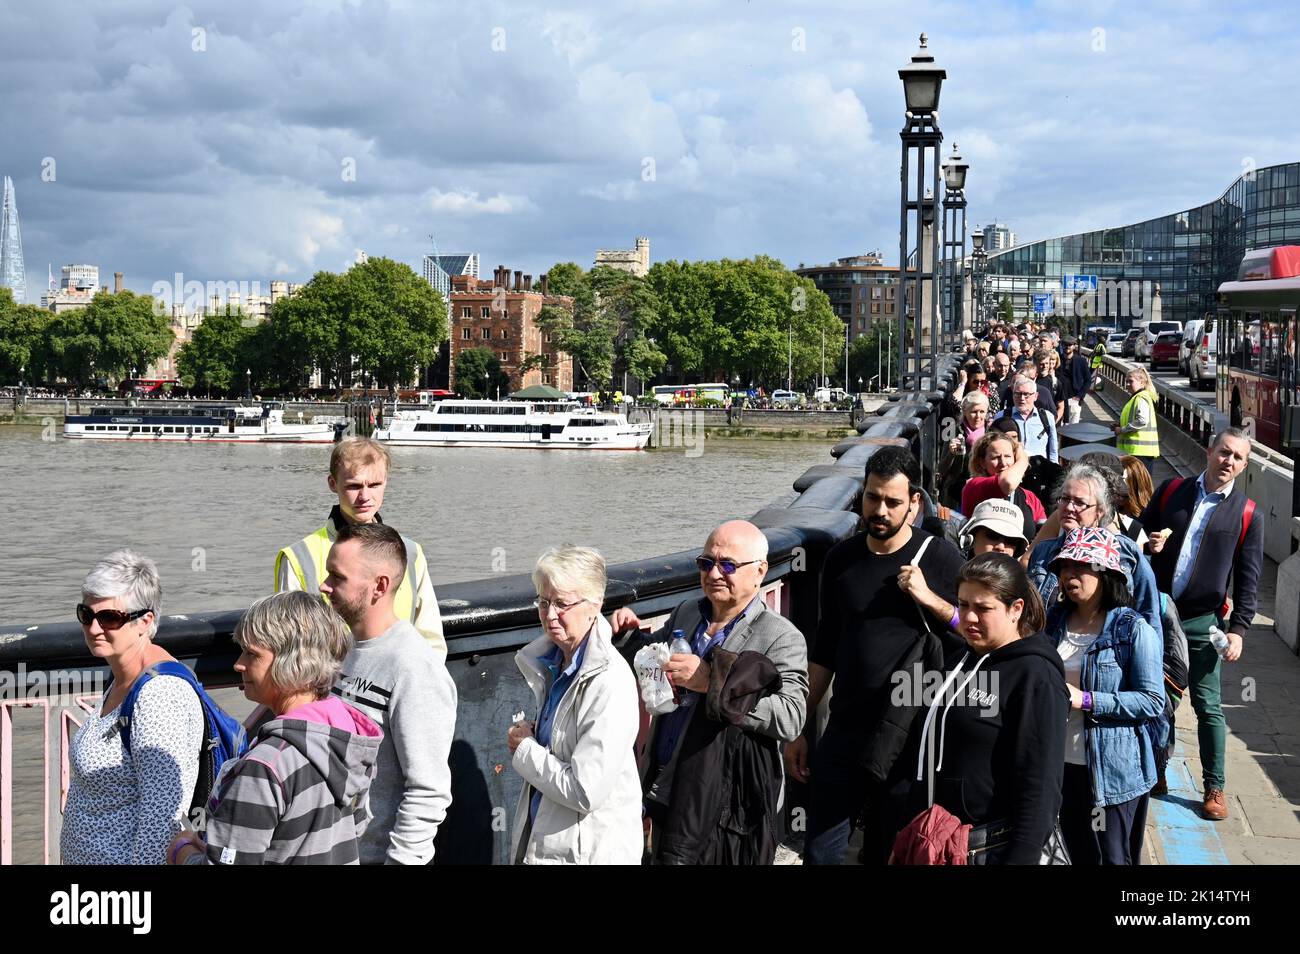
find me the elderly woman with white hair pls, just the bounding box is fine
[167,591,382,865]
[938,387,990,508]
[506,545,642,864]
[62,549,205,864]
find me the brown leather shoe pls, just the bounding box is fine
[1152,768,1167,796]
[1202,788,1228,821]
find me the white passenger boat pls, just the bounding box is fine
[374,399,652,450]
[62,402,335,443]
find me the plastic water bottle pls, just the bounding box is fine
[669,630,692,656]
[1209,626,1230,659]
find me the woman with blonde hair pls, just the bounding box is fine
[961,431,1046,541]
[1114,367,1159,476]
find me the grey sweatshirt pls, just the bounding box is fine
[334,619,457,864]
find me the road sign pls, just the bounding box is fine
[1062,274,1098,291]
[1033,293,1054,314]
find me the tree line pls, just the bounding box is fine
[2,254,908,396]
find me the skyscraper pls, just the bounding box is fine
[0,176,26,304]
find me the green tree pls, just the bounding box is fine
[536,264,665,390]
[646,256,841,390]
[0,291,57,383]
[454,346,510,399]
[345,257,448,391]
[176,307,254,394]
[43,291,172,386]
[998,297,1015,324]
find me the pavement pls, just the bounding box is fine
[1081,382,1300,864]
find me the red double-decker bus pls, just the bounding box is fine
[1216,246,1300,450]
[117,377,179,396]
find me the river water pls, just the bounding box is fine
[0,427,837,622]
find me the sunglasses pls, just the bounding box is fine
[76,603,152,630]
[695,556,761,575]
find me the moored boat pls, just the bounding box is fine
[62,402,335,443]
[374,399,652,450]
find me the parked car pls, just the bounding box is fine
[1122,328,1143,358]
[1179,319,1205,375]
[1135,320,1183,362]
[1188,320,1218,391]
[771,389,802,406]
[1107,332,1128,351]
[1150,331,1182,371]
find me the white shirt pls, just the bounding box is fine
[1057,629,1099,766]
[1171,472,1235,600]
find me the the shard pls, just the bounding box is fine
[1,176,26,304]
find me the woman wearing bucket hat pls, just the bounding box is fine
[1045,527,1165,865]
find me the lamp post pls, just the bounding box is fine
[898,33,946,391]
[941,140,969,350]
[971,229,987,331]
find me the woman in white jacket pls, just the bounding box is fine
[507,546,643,864]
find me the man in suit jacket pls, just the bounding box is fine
[610,519,808,863]
[1139,427,1262,821]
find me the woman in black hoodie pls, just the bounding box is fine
[912,553,1069,864]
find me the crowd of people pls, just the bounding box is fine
[58,324,1264,863]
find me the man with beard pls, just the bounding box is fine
[322,522,457,864]
[788,446,966,864]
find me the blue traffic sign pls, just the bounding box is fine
[1062,274,1098,291]
[1033,293,1054,313]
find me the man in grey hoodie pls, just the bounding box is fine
[322,522,457,865]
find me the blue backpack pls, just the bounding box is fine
[118,661,249,812]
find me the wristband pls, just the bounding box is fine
[1081,691,1093,712]
[168,838,190,866]
[948,607,961,631]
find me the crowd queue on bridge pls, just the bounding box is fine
[57,312,1263,866]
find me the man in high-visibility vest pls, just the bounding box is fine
[274,437,446,659]
[1113,367,1159,475]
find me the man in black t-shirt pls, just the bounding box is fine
[788,446,966,865]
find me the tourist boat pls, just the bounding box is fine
[62,402,336,443]
[374,399,653,450]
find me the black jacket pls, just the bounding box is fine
[912,633,1068,865]
[1137,475,1264,635]
[1061,354,1091,401]
[655,650,783,865]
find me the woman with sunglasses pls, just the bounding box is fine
[62,550,205,864]
[507,545,642,863]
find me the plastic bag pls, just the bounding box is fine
[633,642,678,714]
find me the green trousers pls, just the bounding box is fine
[1181,612,1226,790]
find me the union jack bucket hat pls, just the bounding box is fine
[1050,527,1124,576]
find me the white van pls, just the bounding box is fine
[814,386,848,404]
[1179,319,1204,375]
[1187,320,1217,391]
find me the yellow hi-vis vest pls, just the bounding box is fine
[1117,389,1159,457]
[274,525,421,623]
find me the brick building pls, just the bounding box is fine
[449,266,574,393]
[795,252,914,342]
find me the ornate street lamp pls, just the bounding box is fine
[942,141,969,350]
[897,33,946,390]
[971,229,987,330]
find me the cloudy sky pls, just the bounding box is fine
[2,0,1298,302]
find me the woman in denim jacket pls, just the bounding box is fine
[1045,527,1165,864]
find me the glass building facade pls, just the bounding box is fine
[983,161,1300,329]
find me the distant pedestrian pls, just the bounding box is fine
[1114,368,1158,476]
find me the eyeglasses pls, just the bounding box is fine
[695,556,761,575]
[533,597,589,616]
[76,604,152,630]
[1059,496,1097,513]
[1013,390,1036,398]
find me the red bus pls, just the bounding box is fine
[1216,245,1300,450]
[117,377,179,396]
